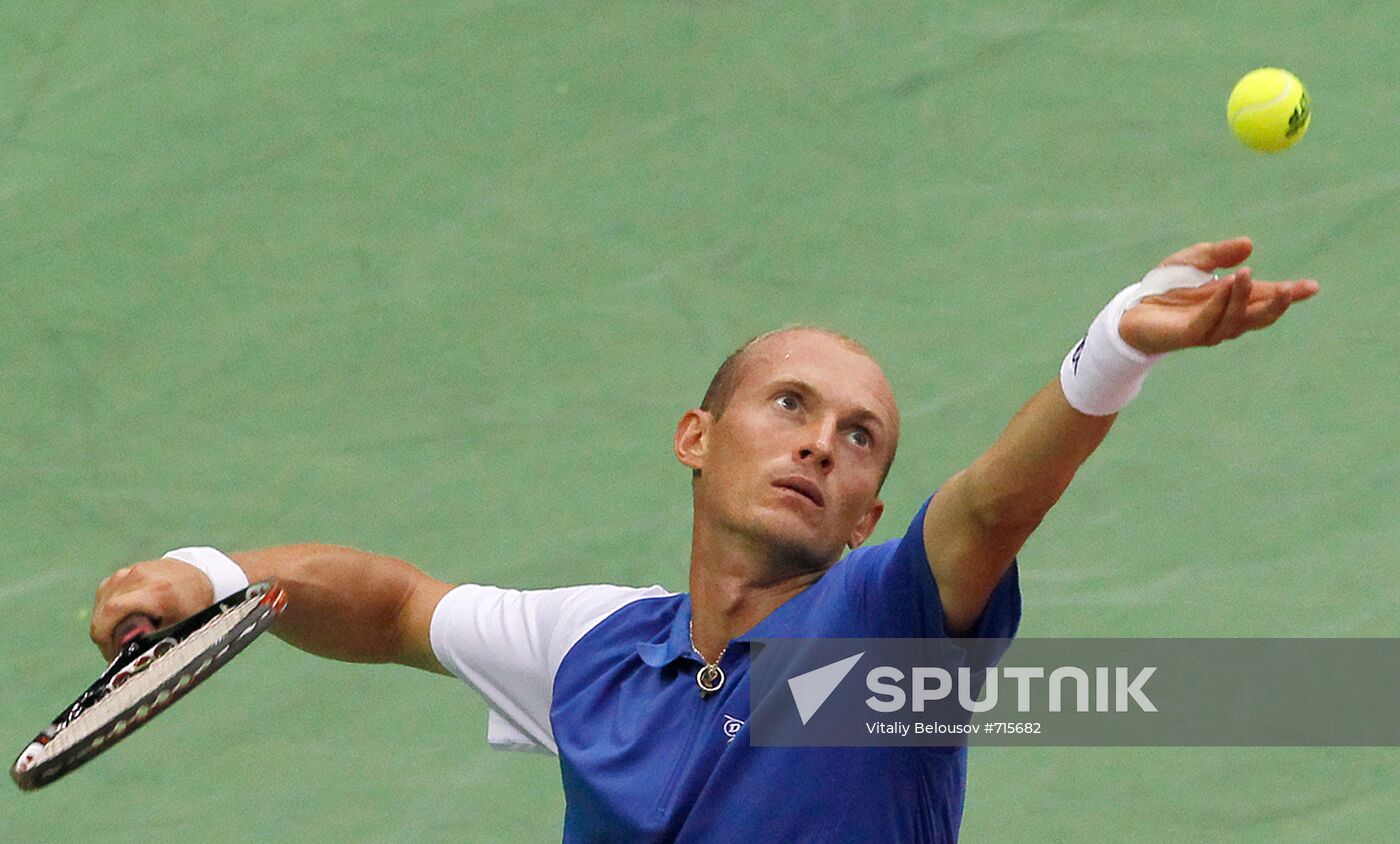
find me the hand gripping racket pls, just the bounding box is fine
[11,579,287,791]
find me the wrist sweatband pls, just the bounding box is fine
[163,546,250,602]
[1059,264,1216,416]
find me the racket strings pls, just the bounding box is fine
[38,599,262,761]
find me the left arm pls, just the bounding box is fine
[924,237,1319,634]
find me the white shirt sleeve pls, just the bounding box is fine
[429,582,672,755]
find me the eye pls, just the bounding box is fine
[848,428,872,449]
[775,392,801,411]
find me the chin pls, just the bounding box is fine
[750,516,840,575]
[768,539,836,577]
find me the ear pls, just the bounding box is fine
[847,498,884,550]
[674,409,713,472]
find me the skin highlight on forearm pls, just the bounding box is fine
[963,380,1116,533]
[229,544,446,667]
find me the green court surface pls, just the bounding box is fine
[3,2,1397,841]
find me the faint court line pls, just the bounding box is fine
[0,568,80,604]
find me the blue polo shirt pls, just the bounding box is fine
[430,496,1021,842]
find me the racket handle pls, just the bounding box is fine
[114,614,157,646]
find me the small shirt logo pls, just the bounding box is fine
[721,714,745,742]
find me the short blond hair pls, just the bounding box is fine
[696,326,896,488]
[699,326,872,418]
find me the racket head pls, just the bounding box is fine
[11,579,287,791]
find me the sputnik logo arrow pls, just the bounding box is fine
[787,652,865,725]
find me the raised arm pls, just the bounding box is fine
[90,544,454,672]
[924,238,1319,634]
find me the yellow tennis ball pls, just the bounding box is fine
[1227,68,1311,153]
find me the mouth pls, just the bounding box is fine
[773,476,825,508]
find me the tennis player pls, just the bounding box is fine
[91,238,1315,841]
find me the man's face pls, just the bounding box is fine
[678,330,900,570]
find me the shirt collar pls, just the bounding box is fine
[636,594,704,668]
[733,581,820,642]
[636,576,830,668]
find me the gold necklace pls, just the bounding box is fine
[688,620,727,697]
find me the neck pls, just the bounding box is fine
[687,512,828,661]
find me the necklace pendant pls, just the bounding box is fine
[697,663,725,697]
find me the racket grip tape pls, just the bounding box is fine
[113,614,157,646]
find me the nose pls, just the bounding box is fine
[795,418,835,472]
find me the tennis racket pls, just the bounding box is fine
[11,579,287,791]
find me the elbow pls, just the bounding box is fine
[973,501,1049,540]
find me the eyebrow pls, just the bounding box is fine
[769,379,888,431]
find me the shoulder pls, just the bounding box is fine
[556,587,682,660]
[545,583,677,652]
[827,497,935,592]
[778,497,953,638]
[429,583,674,674]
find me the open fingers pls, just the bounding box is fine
[1249,278,1320,303]
[1209,267,1254,343]
[1229,267,1255,325]
[1241,279,1318,331]
[1178,274,1237,340]
[1242,286,1293,331]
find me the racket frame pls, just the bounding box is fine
[11,579,287,791]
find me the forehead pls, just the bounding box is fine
[738,331,898,423]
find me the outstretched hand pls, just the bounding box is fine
[1119,237,1319,355]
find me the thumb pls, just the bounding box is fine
[1162,237,1254,272]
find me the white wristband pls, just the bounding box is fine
[1059,264,1216,416]
[163,546,250,602]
